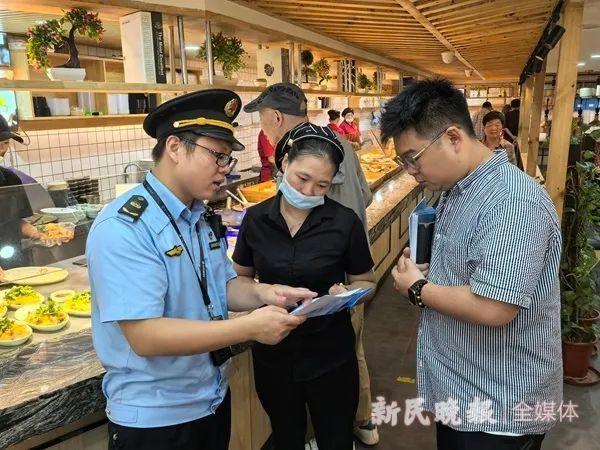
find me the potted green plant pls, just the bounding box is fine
[199,32,247,85]
[301,49,316,89]
[313,58,331,90]
[26,7,104,81]
[561,150,600,384]
[357,73,369,94]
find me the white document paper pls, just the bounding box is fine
[290,288,373,318]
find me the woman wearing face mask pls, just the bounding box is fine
[339,107,361,148]
[233,124,375,450]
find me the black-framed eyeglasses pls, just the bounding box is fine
[183,139,238,168]
[394,128,447,170]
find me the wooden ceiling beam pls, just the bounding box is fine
[251,4,411,18]
[443,20,547,38]
[440,13,548,35]
[292,16,423,25]
[436,11,550,31]
[430,2,552,25]
[212,0,431,75]
[455,35,541,48]
[392,0,485,79]
[291,21,428,30]
[253,0,402,11]
[418,0,491,16]
[310,30,431,37]
[300,30,430,37]
[294,20,426,29]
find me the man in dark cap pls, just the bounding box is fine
[87,89,314,450]
[244,83,379,446]
[0,116,43,274]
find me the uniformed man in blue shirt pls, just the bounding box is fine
[87,89,314,450]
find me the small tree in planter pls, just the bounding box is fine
[199,32,247,81]
[313,58,331,89]
[357,73,369,93]
[561,150,600,383]
[26,8,104,79]
[301,50,316,85]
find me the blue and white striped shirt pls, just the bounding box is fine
[417,152,563,434]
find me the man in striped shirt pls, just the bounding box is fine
[381,79,562,450]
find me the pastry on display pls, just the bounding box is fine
[359,151,399,185]
[1,286,44,309]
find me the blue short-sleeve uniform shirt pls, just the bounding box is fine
[87,172,237,428]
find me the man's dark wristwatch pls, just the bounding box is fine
[408,279,428,308]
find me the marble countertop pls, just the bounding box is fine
[366,172,419,232]
[0,258,104,448]
[0,170,422,448]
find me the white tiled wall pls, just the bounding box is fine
[7,92,376,203]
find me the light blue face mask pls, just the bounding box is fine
[278,173,325,210]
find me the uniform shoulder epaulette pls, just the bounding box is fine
[118,195,148,221]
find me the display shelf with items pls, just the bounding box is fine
[19,114,146,131]
[357,129,401,190]
[12,50,118,119]
[2,78,388,98]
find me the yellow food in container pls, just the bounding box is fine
[2,286,44,309]
[239,180,277,204]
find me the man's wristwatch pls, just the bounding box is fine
[408,279,428,308]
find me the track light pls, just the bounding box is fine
[536,44,551,60]
[545,24,565,50]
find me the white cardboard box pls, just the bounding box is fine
[120,11,166,83]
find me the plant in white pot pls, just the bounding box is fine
[26,7,104,81]
[199,32,247,86]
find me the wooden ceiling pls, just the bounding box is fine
[236,0,558,82]
[0,0,557,83]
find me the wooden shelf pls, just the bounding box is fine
[0,79,387,98]
[19,115,146,131]
[21,106,388,131]
[47,53,123,64]
[466,96,510,100]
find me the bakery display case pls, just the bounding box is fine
[358,129,401,190]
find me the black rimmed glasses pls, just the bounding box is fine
[394,128,447,170]
[183,140,238,168]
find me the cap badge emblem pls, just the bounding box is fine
[224,98,239,117]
